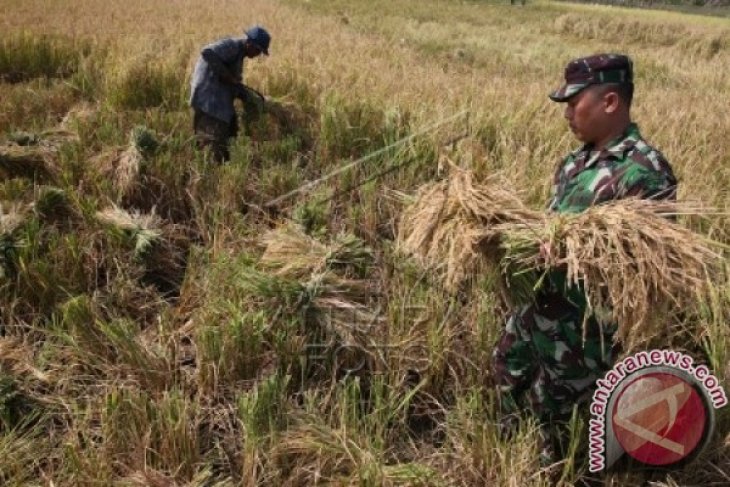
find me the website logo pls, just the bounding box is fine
[588,350,726,472]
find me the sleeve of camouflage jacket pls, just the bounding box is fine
[548,156,677,214]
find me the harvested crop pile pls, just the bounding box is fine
[398,165,540,291]
[0,129,77,181]
[90,126,159,199]
[500,200,726,348]
[0,201,30,280]
[261,224,374,279]
[96,206,189,294]
[398,166,726,349]
[260,224,380,364]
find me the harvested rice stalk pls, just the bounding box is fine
[501,199,727,350]
[96,206,189,293]
[327,233,374,275]
[0,201,30,280]
[0,337,48,383]
[33,186,78,224]
[90,126,158,199]
[261,224,373,278]
[398,164,542,290]
[400,167,725,349]
[0,201,28,235]
[0,128,77,181]
[0,144,57,181]
[116,146,143,196]
[259,226,381,363]
[261,224,329,279]
[90,146,142,198]
[96,206,162,256]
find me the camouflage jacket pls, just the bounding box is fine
[548,123,677,213]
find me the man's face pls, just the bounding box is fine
[244,42,263,58]
[564,85,610,145]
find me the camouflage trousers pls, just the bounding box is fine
[492,291,617,424]
[193,109,238,163]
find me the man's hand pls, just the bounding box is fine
[232,83,248,99]
[234,84,265,113]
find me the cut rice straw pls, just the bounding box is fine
[398,164,541,291]
[398,166,727,349]
[501,199,728,349]
[260,224,382,353]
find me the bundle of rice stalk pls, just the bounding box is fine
[116,145,143,197]
[0,200,28,235]
[32,185,78,224]
[0,143,58,181]
[0,201,30,280]
[327,233,375,275]
[261,224,374,279]
[91,126,158,199]
[260,226,381,357]
[0,337,48,384]
[96,206,162,256]
[261,224,329,279]
[398,164,542,291]
[261,245,379,330]
[0,127,79,181]
[501,199,727,350]
[36,127,79,148]
[96,206,189,293]
[91,145,142,199]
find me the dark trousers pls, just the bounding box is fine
[193,109,238,163]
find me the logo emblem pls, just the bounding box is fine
[611,371,709,466]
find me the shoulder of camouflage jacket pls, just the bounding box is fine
[550,131,677,212]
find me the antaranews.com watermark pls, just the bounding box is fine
[588,349,727,472]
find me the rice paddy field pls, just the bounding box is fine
[1,0,729,485]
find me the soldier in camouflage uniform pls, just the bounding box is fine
[491,54,677,465]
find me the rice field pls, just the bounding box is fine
[1,0,729,485]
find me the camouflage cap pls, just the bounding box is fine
[549,54,633,102]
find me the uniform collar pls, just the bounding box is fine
[577,123,640,169]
